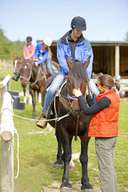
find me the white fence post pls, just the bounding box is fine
[0,75,14,192]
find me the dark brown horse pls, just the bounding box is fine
[47,61,93,191]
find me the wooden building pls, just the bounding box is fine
[92,41,128,79]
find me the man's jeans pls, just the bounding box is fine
[47,61,58,76]
[42,73,65,114]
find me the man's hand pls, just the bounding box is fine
[33,58,38,62]
[35,61,38,66]
[73,89,82,97]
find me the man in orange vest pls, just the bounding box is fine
[73,74,120,192]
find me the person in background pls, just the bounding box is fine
[12,36,35,81]
[34,37,56,76]
[36,16,97,128]
[73,74,120,192]
[23,36,35,61]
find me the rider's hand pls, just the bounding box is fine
[73,89,82,97]
[34,58,38,61]
[35,62,38,66]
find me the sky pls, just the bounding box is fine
[0,0,128,42]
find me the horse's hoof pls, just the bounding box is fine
[81,189,93,192]
[81,183,93,192]
[60,182,72,192]
[53,159,64,168]
[60,186,72,192]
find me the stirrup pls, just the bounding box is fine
[36,114,47,129]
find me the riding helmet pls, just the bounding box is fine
[26,36,32,42]
[71,16,86,31]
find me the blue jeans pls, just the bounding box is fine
[47,61,58,76]
[43,73,65,114]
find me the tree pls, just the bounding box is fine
[0,28,24,59]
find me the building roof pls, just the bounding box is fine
[52,40,128,47]
[91,41,128,46]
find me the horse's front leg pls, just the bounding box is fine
[80,138,93,191]
[54,131,63,167]
[41,90,46,107]
[22,84,29,104]
[60,138,72,190]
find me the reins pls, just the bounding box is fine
[20,65,32,83]
[30,65,46,87]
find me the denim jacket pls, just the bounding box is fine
[34,42,54,75]
[57,31,93,79]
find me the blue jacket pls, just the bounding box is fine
[34,42,54,75]
[57,31,93,79]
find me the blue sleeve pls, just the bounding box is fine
[34,43,41,59]
[83,39,94,79]
[83,39,93,61]
[37,51,48,65]
[57,40,69,75]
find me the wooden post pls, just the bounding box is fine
[115,44,120,78]
[0,141,14,192]
[0,75,14,192]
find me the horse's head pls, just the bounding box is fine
[13,56,24,74]
[19,60,33,84]
[59,61,87,112]
[13,57,32,85]
[67,61,87,96]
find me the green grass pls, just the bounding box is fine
[12,100,128,192]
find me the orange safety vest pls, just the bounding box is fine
[88,90,120,137]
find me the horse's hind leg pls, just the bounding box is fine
[60,137,72,190]
[30,91,36,119]
[80,139,93,191]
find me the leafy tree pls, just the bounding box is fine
[0,28,24,59]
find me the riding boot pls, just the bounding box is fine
[36,112,47,129]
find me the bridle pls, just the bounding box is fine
[30,64,47,87]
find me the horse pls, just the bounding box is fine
[13,57,59,118]
[47,61,93,191]
[13,57,30,99]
